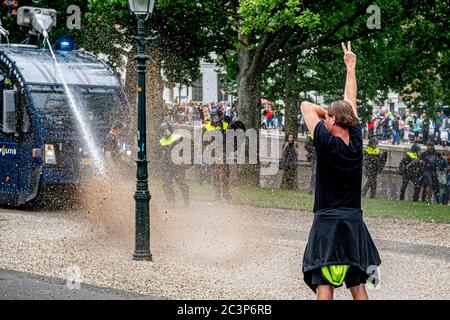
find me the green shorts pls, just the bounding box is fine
[311,266,367,291]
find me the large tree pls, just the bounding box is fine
[215,0,449,186]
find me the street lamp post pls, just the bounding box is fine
[125,0,157,261]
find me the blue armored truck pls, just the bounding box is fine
[0,43,131,206]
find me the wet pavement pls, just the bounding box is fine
[0,199,449,300]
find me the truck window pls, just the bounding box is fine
[0,86,29,134]
[31,89,74,131]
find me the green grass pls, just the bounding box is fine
[187,182,450,223]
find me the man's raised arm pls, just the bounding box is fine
[341,41,358,118]
[300,101,327,134]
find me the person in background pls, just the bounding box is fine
[278,110,284,131]
[225,103,232,118]
[273,110,279,129]
[104,120,124,170]
[203,108,231,200]
[280,132,299,190]
[392,116,401,145]
[199,105,205,124]
[158,122,190,207]
[437,157,449,205]
[382,112,393,141]
[412,115,422,143]
[439,114,448,147]
[409,142,443,203]
[265,106,273,129]
[367,117,375,139]
[192,105,200,126]
[442,146,450,204]
[443,145,450,163]
[434,111,444,145]
[422,115,430,145]
[299,114,307,136]
[362,137,387,198]
[403,118,411,143]
[374,112,382,137]
[404,112,413,127]
[304,133,316,194]
[399,143,423,201]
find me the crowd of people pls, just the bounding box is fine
[168,101,450,149]
[261,106,285,130]
[366,110,450,146]
[300,109,450,147]
[168,102,288,130]
[167,101,238,126]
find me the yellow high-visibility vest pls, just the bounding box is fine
[159,133,182,147]
[365,146,380,155]
[203,121,229,131]
[406,151,418,159]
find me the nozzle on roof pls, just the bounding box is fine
[17,6,57,36]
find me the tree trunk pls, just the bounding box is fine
[284,54,299,136]
[238,74,261,129]
[281,55,299,191]
[236,44,261,187]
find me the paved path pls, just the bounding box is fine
[0,196,449,300]
[0,269,159,300]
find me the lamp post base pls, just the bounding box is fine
[133,251,152,261]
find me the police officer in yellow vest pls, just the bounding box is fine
[203,108,231,200]
[399,143,423,201]
[362,137,387,198]
[159,122,190,207]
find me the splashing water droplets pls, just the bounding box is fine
[43,31,106,176]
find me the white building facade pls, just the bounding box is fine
[163,53,234,104]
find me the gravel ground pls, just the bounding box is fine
[0,194,449,300]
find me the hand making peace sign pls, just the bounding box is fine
[341,41,356,70]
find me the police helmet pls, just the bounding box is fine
[411,143,421,153]
[228,120,246,131]
[223,115,231,124]
[369,137,378,147]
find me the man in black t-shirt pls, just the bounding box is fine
[300,42,381,300]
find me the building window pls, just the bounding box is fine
[192,77,203,102]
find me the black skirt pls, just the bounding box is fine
[302,207,381,291]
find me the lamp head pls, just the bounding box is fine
[128,0,155,18]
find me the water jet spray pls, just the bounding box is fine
[15,6,107,175]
